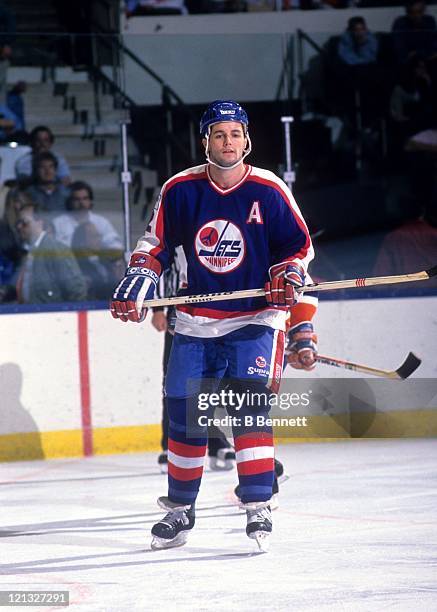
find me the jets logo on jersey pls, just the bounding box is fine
[195,219,245,273]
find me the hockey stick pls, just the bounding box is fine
[316,352,421,380]
[142,265,437,308]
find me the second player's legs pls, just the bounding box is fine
[160,330,174,452]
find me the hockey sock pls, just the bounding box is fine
[234,428,275,504]
[167,397,207,505]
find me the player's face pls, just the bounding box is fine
[205,122,247,167]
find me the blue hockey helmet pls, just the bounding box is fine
[199,100,249,137]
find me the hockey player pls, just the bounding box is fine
[110,100,317,551]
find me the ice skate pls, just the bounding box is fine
[274,458,289,484]
[209,447,236,471]
[243,501,272,553]
[151,497,195,550]
[157,451,168,474]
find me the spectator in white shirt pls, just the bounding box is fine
[15,125,71,186]
[51,180,123,252]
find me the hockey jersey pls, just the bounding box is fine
[134,164,315,337]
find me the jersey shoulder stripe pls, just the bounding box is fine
[163,164,207,194]
[248,166,312,260]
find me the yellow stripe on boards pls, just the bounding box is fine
[0,412,435,462]
[0,429,83,462]
[92,424,162,455]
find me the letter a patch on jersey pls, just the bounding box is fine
[246,201,263,224]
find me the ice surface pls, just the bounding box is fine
[1,440,436,611]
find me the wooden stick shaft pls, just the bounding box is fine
[316,354,397,379]
[142,269,432,309]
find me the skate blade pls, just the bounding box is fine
[278,473,290,485]
[248,531,270,553]
[209,457,235,471]
[151,531,188,550]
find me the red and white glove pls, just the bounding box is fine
[286,322,318,371]
[264,262,305,307]
[110,253,161,323]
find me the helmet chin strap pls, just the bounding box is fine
[204,131,252,171]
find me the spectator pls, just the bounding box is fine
[338,16,379,66]
[391,1,437,65]
[2,188,33,238]
[10,203,86,304]
[374,215,437,283]
[0,2,15,105]
[7,81,26,132]
[0,102,19,142]
[51,180,123,251]
[15,125,71,185]
[335,16,386,126]
[1,189,27,295]
[25,152,70,214]
[0,216,23,291]
[71,221,118,300]
[390,56,436,144]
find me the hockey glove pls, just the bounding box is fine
[264,262,305,307]
[286,322,318,371]
[110,253,161,323]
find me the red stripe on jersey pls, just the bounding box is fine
[237,457,274,476]
[149,200,165,258]
[168,439,207,458]
[165,170,207,191]
[234,432,274,452]
[177,304,286,319]
[168,463,204,481]
[269,330,285,394]
[248,175,311,261]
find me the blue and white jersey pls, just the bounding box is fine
[134,164,314,338]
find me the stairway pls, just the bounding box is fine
[4,0,157,245]
[6,72,157,245]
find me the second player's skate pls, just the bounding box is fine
[157,451,168,474]
[151,497,195,550]
[244,501,272,552]
[209,446,236,471]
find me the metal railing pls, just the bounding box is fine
[88,29,198,178]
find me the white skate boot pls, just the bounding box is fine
[151,496,195,550]
[243,501,272,553]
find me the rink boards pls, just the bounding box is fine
[1,295,437,461]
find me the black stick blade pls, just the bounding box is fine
[426,265,437,278]
[396,352,422,379]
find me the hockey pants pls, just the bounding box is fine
[164,325,285,505]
